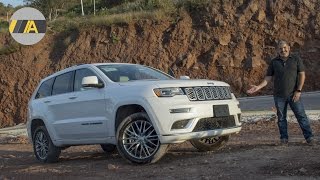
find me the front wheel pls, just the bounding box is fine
[190,135,230,152]
[116,112,168,164]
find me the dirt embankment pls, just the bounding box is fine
[1,0,320,127]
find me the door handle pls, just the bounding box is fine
[44,100,51,103]
[69,96,77,100]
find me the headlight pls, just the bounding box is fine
[153,87,184,97]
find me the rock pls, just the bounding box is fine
[214,16,225,27]
[203,160,209,164]
[182,53,197,69]
[249,2,259,13]
[219,34,231,46]
[303,0,315,11]
[192,65,200,70]
[299,167,307,173]
[107,164,119,170]
[222,2,232,13]
[3,154,16,158]
[172,64,178,71]
[216,54,233,67]
[205,21,210,30]
[255,10,266,22]
[238,15,247,27]
[235,0,244,7]
[244,56,262,68]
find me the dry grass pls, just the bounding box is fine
[49,10,172,33]
[90,10,170,25]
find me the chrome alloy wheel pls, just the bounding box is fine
[121,120,160,159]
[35,131,49,160]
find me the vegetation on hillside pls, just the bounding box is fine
[0,0,213,55]
[22,0,213,32]
[0,2,15,17]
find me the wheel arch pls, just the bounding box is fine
[30,118,57,145]
[115,104,146,132]
[30,119,46,140]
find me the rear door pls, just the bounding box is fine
[46,71,76,140]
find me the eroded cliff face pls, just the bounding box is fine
[1,0,320,127]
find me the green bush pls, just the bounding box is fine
[48,17,80,33]
[0,20,9,33]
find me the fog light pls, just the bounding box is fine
[171,119,190,129]
[169,108,191,113]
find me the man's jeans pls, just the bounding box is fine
[274,96,313,140]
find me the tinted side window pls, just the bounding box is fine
[74,68,101,91]
[52,71,74,95]
[35,78,54,99]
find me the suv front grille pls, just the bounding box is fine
[192,116,236,132]
[183,86,232,101]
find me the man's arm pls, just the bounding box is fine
[296,71,305,91]
[247,76,272,94]
[293,71,305,102]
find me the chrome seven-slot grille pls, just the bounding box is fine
[183,86,232,101]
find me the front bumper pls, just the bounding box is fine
[144,95,242,144]
[159,126,242,144]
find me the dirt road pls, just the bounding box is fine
[0,120,320,180]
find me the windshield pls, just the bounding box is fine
[97,64,174,82]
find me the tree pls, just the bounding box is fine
[81,0,84,16]
[0,3,15,21]
[24,0,65,21]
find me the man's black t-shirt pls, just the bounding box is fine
[266,54,305,98]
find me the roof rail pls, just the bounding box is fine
[69,63,86,68]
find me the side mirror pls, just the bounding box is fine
[179,76,190,80]
[82,76,104,88]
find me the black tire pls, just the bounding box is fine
[190,135,230,152]
[32,126,61,163]
[100,144,117,153]
[116,112,168,164]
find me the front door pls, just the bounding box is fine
[49,69,107,141]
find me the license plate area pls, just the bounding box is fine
[213,105,229,117]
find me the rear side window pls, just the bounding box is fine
[35,78,54,99]
[52,71,74,95]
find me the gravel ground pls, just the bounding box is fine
[0,114,320,180]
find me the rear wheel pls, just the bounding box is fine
[32,126,61,163]
[190,135,230,152]
[116,112,168,164]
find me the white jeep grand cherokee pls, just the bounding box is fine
[27,63,242,164]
